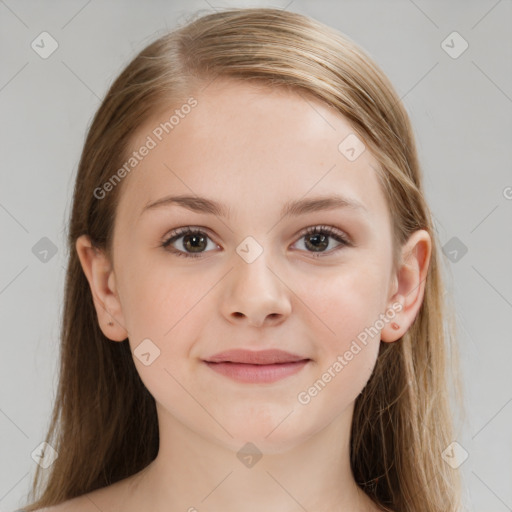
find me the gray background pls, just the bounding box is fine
[1,0,511,510]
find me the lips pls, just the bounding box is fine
[205,349,308,365]
[203,349,311,384]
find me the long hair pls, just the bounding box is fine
[23,8,464,511]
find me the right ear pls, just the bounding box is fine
[75,234,128,342]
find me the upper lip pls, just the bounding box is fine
[205,349,309,365]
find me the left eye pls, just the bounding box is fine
[292,225,350,257]
[161,225,351,259]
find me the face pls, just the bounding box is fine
[79,79,427,454]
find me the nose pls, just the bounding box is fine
[221,253,292,328]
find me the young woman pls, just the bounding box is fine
[20,7,463,512]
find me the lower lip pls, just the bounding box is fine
[204,360,310,383]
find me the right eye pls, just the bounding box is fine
[161,227,218,258]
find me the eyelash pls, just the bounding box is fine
[161,225,351,259]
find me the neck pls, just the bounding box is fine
[127,402,379,512]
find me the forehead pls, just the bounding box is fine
[116,79,389,229]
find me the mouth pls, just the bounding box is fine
[203,349,311,384]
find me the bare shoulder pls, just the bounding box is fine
[33,481,126,512]
[32,465,151,512]
[33,495,89,511]
[32,495,105,512]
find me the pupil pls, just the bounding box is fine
[185,234,206,252]
[306,233,328,251]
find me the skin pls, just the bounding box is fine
[69,79,431,512]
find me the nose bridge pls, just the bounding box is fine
[233,242,277,294]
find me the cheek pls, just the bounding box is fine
[119,264,206,412]
[118,254,201,337]
[118,258,217,388]
[295,271,384,410]
[297,264,387,408]
[299,262,387,347]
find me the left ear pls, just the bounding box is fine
[381,229,432,343]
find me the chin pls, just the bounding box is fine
[208,416,321,456]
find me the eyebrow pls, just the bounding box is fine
[140,193,369,219]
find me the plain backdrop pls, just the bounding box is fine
[1,0,511,510]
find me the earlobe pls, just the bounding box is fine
[75,234,128,342]
[381,229,432,343]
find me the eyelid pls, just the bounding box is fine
[296,224,351,243]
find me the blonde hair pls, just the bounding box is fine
[23,7,464,511]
